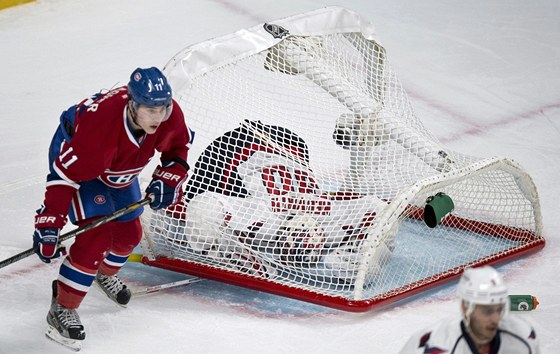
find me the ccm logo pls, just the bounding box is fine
[154,170,181,182]
[36,216,56,224]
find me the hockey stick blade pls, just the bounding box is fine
[0,196,152,269]
[132,277,203,297]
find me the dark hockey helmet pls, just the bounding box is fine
[127,67,172,107]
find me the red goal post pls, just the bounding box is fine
[139,7,544,312]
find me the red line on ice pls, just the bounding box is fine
[407,90,560,143]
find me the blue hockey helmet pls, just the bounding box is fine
[128,67,172,107]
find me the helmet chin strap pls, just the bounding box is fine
[127,101,144,134]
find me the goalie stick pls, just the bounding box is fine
[0,196,152,269]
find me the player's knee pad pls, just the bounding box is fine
[68,219,113,270]
[110,217,143,254]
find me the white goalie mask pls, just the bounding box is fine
[332,113,388,149]
[277,214,325,267]
[332,113,361,149]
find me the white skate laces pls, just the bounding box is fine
[95,273,132,306]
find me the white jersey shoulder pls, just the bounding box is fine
[399,315,539,354]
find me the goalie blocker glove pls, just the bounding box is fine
[33,207,67,263]
[146,159,188,210]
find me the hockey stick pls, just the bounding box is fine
[124,254,204,296]
[0,196,152,269]
[132,277,204,297]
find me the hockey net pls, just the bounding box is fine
[139,7,544,312]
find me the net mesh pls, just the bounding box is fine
[140,30,543,310]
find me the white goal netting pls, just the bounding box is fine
[139,7,544,311]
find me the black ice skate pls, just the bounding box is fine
[45,280,85,352]
[94,273,131,306]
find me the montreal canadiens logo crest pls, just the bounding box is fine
[94,195,106,204]
[99,167,143,188]
[263,23,289,39]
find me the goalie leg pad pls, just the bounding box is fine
[277,214,325,268]
[323,240,392,282]
[222,241,278,279]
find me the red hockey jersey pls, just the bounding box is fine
[45,86,191,216]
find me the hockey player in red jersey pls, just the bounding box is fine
[32,67,192,350]
[399,266,540,354]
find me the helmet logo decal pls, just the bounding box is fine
[134,72,142,81]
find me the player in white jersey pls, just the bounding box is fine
[399,266,540,354]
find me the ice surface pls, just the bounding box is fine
[1,1,558,353]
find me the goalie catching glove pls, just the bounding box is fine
[33,207,67,263]
[146,160,188,210]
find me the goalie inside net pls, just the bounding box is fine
[151,120,396,286]
[141,7,543,311]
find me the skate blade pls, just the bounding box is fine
[45,325,83,352]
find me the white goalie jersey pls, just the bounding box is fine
[162,121,396,280]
